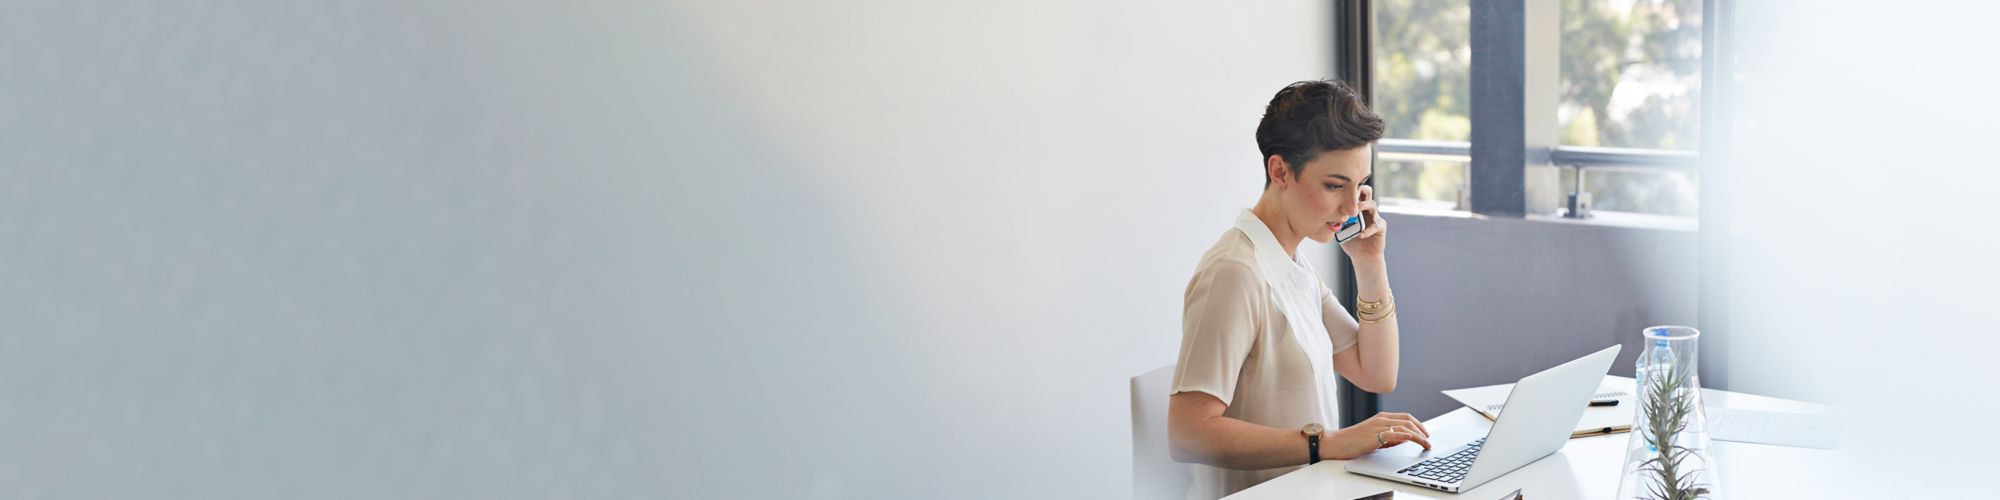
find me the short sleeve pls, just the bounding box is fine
[1320,280,1360,355]
[1171,259,1261,406]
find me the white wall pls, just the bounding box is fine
[1701,2,2000,497]
[0,1,1333,498]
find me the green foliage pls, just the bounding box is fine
[1374,0,1471,142]
[1635,360,1710,500]
[1374,0,1702,215]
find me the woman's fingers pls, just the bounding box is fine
[1358,216,1386,239]
[1384,427,1432,450]
[1359,413,1435,451]
[1375,413,1427,437]
[1389,413,1426,437]
[1406,429,1432,449]
[1342,203,1386,240]
[1358,186,1380,219]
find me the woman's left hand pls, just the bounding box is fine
[1337,185,1387,259]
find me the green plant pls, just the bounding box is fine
[1635,361,1710,500]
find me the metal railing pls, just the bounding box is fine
[1374,138,1700,218]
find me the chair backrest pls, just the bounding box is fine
[1131,364,1191,500]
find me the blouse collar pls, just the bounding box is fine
[1233,208,1306,277]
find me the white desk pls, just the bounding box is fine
[1224,376,1846,500]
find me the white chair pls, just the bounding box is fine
[1131,364,1191,500]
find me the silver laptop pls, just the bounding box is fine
[1345,345,1621,493]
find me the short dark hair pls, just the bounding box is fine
[1254,80,1384,187]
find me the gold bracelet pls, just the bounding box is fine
[1358,295,1392,314]
[1361,308,1397,324]
[1358,302,1395,321]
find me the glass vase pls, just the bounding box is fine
[1615,325,1719,499]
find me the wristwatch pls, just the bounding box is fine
[1301,423,1325,464]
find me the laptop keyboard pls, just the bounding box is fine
[1396,437,1485,484]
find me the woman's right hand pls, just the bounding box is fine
[1322,412,1432,460]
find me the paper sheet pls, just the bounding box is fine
[1442,381,1634,438]
[1704,408,1845,449]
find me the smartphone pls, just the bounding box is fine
[1334,214,1366,243]
[1335,189,1374,244]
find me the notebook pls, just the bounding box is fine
[1442,379,1635,438]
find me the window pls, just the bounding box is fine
[1558,0,1701,151]
[1373,0,1471,210]
[1551,0,1702,217]
[1368,0,1703,219]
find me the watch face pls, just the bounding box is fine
[1303,423,1324,435]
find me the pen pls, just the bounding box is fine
[1575,426,1617,437]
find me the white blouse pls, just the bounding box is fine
[1171,209,1361,500]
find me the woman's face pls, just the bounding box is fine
[1280,146,1374,244]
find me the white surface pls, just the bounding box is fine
[0,1,1334,498]
[1224,382,1845,500]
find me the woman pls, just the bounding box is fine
[1167,80,1429,499]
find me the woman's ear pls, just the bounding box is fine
[1265,155,1290,189]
